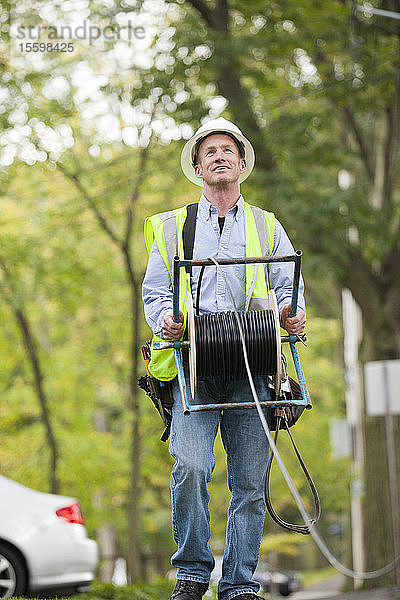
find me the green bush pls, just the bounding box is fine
[76,581,175,600]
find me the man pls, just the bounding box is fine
[142,118,305,600]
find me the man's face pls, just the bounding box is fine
[194,133,246,188]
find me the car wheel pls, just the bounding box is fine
[279,583,291,596]
[0,543,27,598]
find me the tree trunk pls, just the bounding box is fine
[124,252,144,582]
[363,415,400,587]
[14,304,60,493]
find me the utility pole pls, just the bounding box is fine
[342,288,365,590]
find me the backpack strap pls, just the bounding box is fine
[182,202,199,275]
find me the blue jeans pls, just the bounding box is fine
[169,374,272,600]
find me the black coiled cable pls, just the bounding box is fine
[195,310,277,380]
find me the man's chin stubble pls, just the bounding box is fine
[209,176,234,190]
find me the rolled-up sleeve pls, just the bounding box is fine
[267,219,306,316]
[142,240,174,336]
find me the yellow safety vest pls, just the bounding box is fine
[144,202,275,381]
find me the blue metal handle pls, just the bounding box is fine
[290,250,302,318]
[288,252,311,408]
[173,255,180,323]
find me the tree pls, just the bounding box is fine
[0,252,60,493]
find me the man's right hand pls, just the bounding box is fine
[162,311,184,340]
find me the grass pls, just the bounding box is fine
[11,581,218,600]
[72,581,175,599]
[11,581,224,600]
[11,568,338,600]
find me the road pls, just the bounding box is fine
[287,575,344,600]
[267,574,343,600]
[268,574,400,600]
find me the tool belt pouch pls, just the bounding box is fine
[138,374,174,442]
[268,377,305,431]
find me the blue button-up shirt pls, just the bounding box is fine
[142,194,305,336]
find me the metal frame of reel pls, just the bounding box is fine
[153,251,312,415]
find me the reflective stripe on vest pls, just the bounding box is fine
[144,202,275,381]
[245,203,275,311]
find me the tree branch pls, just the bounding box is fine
[383,39,400,208]
[185,0,215,28]
[341,105,375,183]
[215,0,229,32]
[57,163,122,247]
[124,147,149,246]
[308,38,377,185]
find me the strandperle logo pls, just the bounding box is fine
[12,19,146,45]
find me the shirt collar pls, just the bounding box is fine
[198,193,244,222]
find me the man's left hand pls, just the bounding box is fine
[281,305,306,335]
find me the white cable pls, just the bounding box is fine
[355,5,400,21]
[209,256,400,580]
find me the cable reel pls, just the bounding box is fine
[187,290,283,400]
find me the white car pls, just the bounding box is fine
[0,475,98,598]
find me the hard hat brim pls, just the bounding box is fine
[181,125,255,186]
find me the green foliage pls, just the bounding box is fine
[79,581,175,600]
[260,532,305,556]
[11,581,176,600]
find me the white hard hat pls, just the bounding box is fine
[180,117,255,186]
